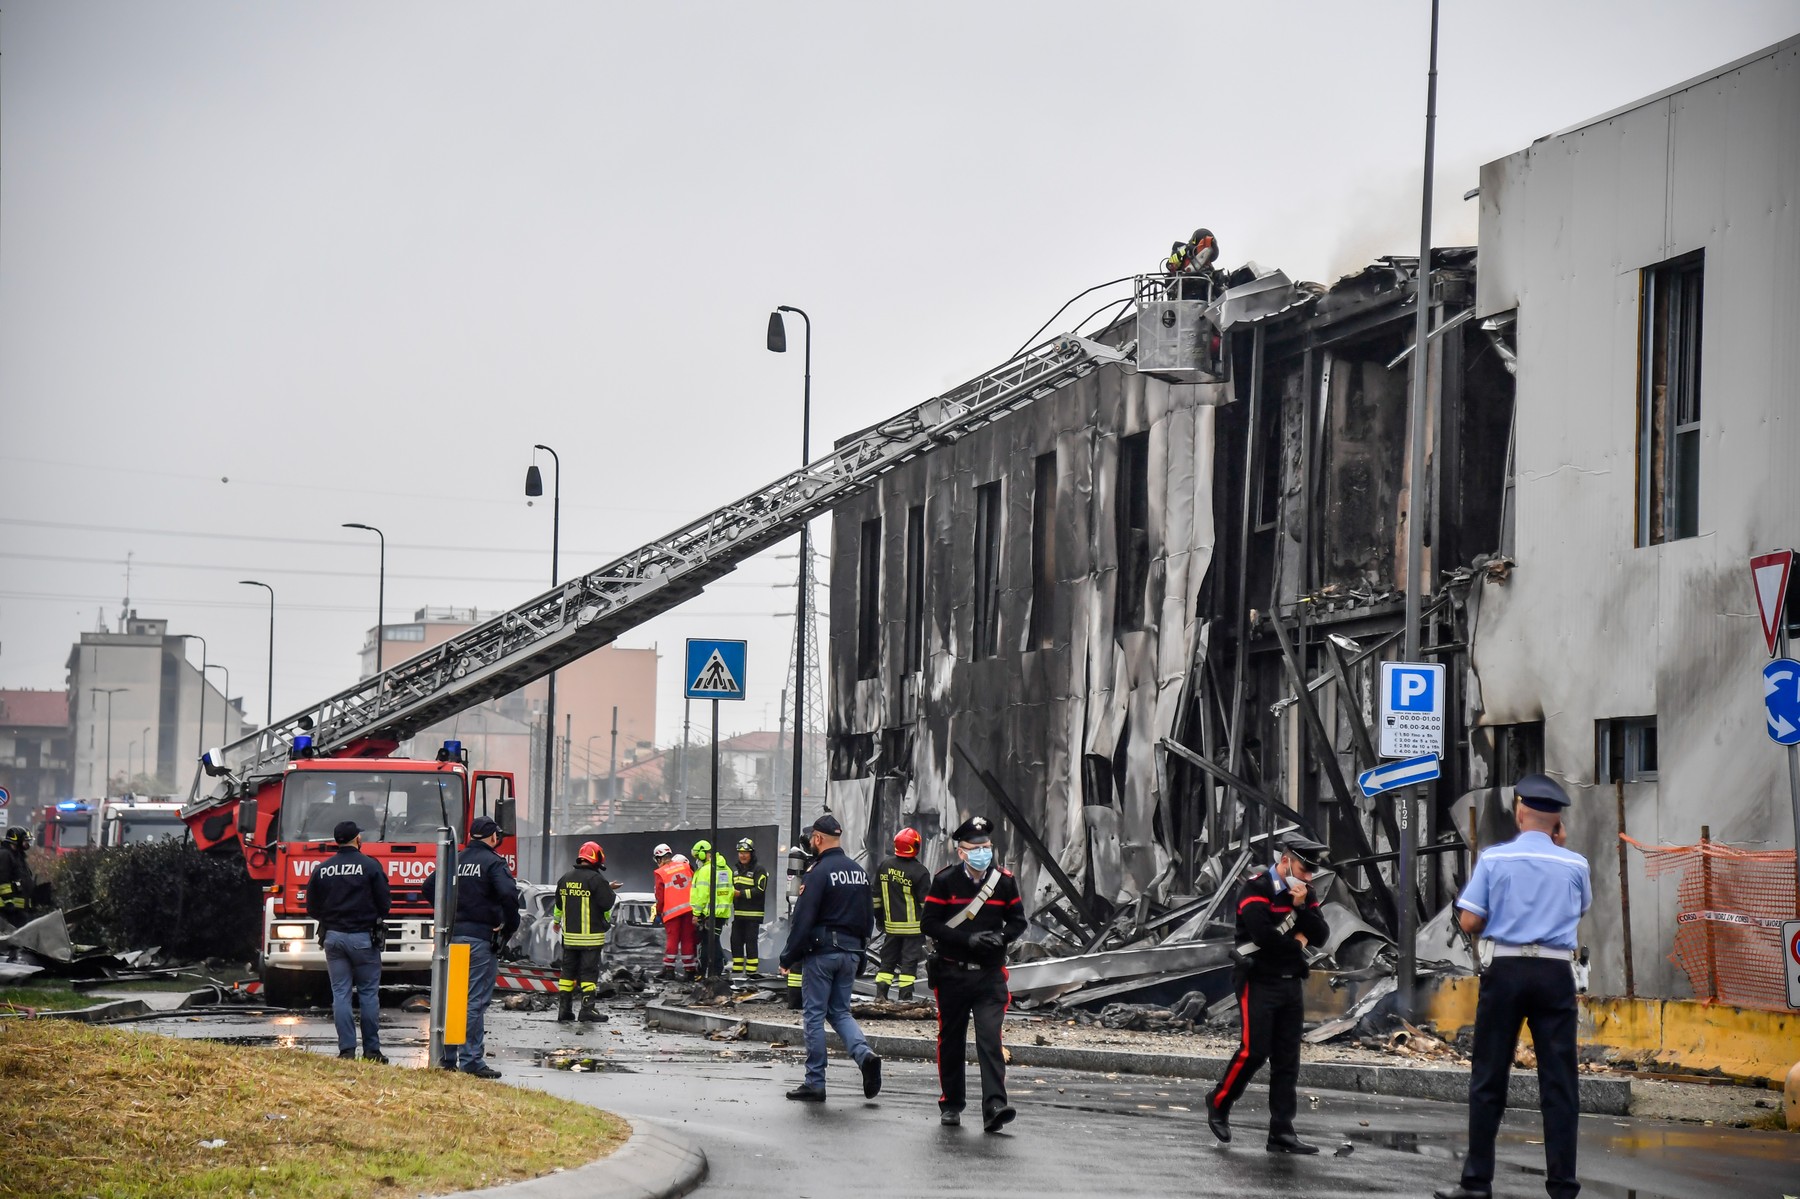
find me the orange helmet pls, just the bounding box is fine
[577,841,604,867]
[893,827,921,857]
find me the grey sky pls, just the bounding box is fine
[4,1,1797,749]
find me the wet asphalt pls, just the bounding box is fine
[127,996,1796,1199]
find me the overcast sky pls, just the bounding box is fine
[4,1,1797,749]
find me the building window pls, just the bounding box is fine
[1030,452,1058,650]
[973,481,1003,659]
[856,518,882,680]
[385,624,426,642]
[1116,432,1150,630]
[903,505,926,673]
[1597,716,1657,783]
[1491,720,1544,783]
[1637,252,1703,545]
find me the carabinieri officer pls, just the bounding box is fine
[1436,773,1591,1199]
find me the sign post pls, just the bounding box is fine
[1379,661,1445,1016]
[1783,920,1800,1010]
[686,639,747,979]
[1752,551,1800,921]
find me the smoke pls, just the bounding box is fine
[1325,162,1482,282]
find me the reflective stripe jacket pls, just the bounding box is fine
[733,859,769,919]
[0,844,32,913]
[690,854,735,920]
[653,860,693,921]
[554,863,613,948]
[874,854,931,936]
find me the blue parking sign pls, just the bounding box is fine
[1379,661,1445,759]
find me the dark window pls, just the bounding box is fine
[1597,716,1658,783]
[1492,720,1545,783]
[973,481,1003,659]
[903,505,926,672]
[857,518,881,680]
[1030,452,1058,650]
[1116,433,1150,630]
[1637,253,1703,545]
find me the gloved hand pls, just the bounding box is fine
[968,930,1005,953]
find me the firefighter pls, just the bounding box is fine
[305,820,392,1062]
[779,813,881,1103]
[420,816,518,1078]
[652,845,695,980]
[730,837,768,978]
[1164,227,1223,300]
[553,840,613,1023]
[1205,831,1332,1152]
[921,816,1028,1132]
[689,839,735,978]
[0,826,34,928]
[873,827,931,1001]
[1435,774,1591,1199]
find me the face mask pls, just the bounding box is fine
[965,847,994,872]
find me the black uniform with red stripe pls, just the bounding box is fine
[1206,865,1330,1134]
[920,864,1027,1120]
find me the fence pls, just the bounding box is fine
[1624,832,1798,1011]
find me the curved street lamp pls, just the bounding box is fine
[343,523,387,678]
[526,444,561,881]
[766,305,812,847]
[240,580,275,728]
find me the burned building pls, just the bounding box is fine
[825,252,1516,958]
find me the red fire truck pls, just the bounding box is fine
[201,735,515,1007]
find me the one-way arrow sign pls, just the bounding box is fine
[1358,753,1442,798]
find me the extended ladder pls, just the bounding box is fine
[186,331,1133,819]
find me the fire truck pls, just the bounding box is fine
[31,800,95,854]
[180,312,1188,1005]
[93,795,187,847]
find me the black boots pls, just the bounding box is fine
[556,994,574,1023]
[577,1000,606,1023]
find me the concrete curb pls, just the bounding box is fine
[647,1002,1633,1117]
[449,1118,707,1199]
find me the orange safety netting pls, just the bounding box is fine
[1622,835,1798,1011]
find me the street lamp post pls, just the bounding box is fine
[767,304,812,846]
[173,634,207,792]
[205,663,231,747]
[126,740,137,787]
[343,523,387,679]
[240,580,275,729]
[140,725,151,787]
[525,443,561,882]
[90,687,125,797]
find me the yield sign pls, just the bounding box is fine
[1751,551,1792,657]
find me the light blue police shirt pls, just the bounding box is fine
[1455,830,1591,951]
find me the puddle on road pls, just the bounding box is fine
[202,1034,316,1050]
[1343,1129,1678,1199]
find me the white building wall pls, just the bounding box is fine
[1472,37,1800,998]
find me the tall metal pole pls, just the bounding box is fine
[1397,0,1442,1021]
[680,698,691,826]
[240,580,275,728]
[533,444,561,883]
[342,524,386,679]
[140,726,151,787]
[91,688,124,798]
[1783,624,1800,910]
[608,705,619,801]
[709,697,721,978]
[206,664,230,747]
[428,824,458,1068]
[778,305,813,845]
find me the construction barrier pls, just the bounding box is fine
[1624,834,1798,1012]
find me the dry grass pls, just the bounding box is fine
[0,1019,627,1199]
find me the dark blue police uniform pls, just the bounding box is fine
[780,813,880,1101]
[305,820,392,1060]
[421,817,519,1077]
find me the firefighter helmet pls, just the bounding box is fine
[653,842,672,860]
[577,840,603,867]
[3,827,27,847]
[736,837,755,854]
[893,827,921,857]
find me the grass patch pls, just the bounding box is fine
[0,1020,628,1198]
[0,982,109,1013]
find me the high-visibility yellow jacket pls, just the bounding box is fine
[553,863,613,948]
[689,846,735,920]
[874,854,931,936]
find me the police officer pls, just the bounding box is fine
[920,816,1027,1132]
[0,826,35,928]
[779,813,882,1103]
[422,815,519,1078]
[730,837,768,978]
[305,820,392,1062]
[553,840,613,1023]
[1436,774,1591,1199]
[1205,831,1331,1153]
[873,827,931,1001]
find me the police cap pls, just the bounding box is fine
[1277,831,1330,870]
[809,813,843,837]
[951,815,994,844]
[1514,773,1570,812]
[469,816,502,839]
[333,820,362,844]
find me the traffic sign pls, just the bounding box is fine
[1750,551,1792,658]
[1379,662,1445,759]
[1763,658,1800,746]
[1358,753,1441,798]
[1785,920,1800,1009]
[684,638,747,700]
[0,786,9,808]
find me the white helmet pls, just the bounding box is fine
[653,842,672,858]
[672,853,689,864]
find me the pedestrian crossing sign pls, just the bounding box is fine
[685,639,747,700]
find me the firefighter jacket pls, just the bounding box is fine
[689,850,735,921]
[305,844,392,934]
[921,864,1027,969]
[733,857,769,919]
[422,839,520,942]
[653,859,693,922]
[0,843,33,916]
[553,863,613,948]
[1232,866,1330,982]
[873,854,931,936]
